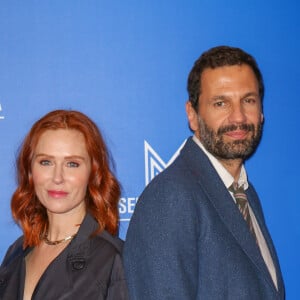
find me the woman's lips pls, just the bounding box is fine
[48,190,68,198]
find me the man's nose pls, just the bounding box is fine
[228,104,247,124]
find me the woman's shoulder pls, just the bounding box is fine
[93,230,124,254]
[1,236,24,267]
[78,214,124,255]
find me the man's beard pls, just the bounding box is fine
[197,116,263,160]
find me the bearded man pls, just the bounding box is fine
[124,46,285,300]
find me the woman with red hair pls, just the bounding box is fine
[0,110,129,299]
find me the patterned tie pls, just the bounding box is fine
[229,183,257,243]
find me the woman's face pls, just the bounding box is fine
[31,129,91,218]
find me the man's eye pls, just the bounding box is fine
[67,161,80,168]
[244,98,256,104]
[214,101,225,107]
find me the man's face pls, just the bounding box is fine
[186,64,263,160]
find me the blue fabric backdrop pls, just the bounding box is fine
[0,1,299,298]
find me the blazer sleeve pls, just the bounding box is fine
[123,175,201,300]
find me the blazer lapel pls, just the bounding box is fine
[246,186,285,295]
[33,215,96,299]
[181,138,277,292]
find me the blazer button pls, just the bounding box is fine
[72,260,85,270]
[0,278,5,286]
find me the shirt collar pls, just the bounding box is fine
[192,135,248,190]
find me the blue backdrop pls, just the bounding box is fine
[0,1,299,298]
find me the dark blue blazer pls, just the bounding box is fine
[124,137,285,299]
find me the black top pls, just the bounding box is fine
[0,213,129,300]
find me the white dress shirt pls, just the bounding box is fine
[192,135,278,289]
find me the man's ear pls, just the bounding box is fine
[185,101,199,131]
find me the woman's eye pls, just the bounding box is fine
[40,160,51,166]
[67,161,80,168]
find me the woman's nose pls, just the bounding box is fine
[52,165,64,184]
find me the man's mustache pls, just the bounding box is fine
[217,123,255,135]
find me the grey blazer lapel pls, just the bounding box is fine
[181,137,277,291]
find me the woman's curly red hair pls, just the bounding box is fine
[11,110,121,248]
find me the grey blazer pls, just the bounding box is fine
[0,213,129,300]
[124,137,285,299]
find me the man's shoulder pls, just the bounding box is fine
[135,137,215,210]
[137,153,204,209]
[145,156,193,191]
[145,139,206,189]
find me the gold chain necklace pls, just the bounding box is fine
[43,233,77,246]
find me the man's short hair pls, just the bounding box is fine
[187,45,264,110]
